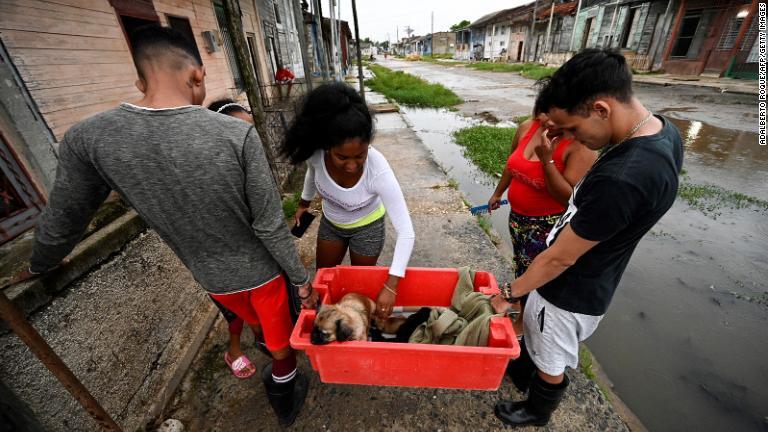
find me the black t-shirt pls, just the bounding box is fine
[537,115,683,315]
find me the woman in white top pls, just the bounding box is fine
[281,82,415,318]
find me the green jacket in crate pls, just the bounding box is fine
[409,267,499,346]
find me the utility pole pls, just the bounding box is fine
[222,0,279,184]
[351,0,365,102]
[431,11,434,35]
[292,0,313,91]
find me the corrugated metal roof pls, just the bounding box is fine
[536,1,579,19]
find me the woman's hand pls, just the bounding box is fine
[535,129,556,164]
[487,194,503,214]
[294,199,311,226]
[376,287,396,319]
[376,276,400,319]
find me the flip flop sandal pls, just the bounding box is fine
[224,352,256,379]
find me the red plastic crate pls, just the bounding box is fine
[290,266,520,390]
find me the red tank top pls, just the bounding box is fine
[506,120,573,216]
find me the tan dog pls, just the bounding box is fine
[311,293,376,344]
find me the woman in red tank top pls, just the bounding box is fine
[487,103,596,335]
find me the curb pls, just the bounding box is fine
[407,58,759,97]
[633,76,758,96]
[2,210,147,323]
[146,303,219,428]
[581,344,648,432]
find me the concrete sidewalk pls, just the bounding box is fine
[166,104,629,431]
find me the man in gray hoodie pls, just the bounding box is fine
[15,25,314,426]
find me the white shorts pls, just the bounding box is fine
[523,290,603,376]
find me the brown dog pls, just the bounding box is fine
[311,293,376,344]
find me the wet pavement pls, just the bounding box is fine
[379,58,757,134]
[379,59,767,432]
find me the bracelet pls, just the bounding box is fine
[500,282,521,303]
[297,285,313,300]
[382,283,397,296]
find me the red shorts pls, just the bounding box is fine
[209,274,293,352]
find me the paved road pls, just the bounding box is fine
[379,58,756,133]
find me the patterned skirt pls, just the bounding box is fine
[508,211,562,279]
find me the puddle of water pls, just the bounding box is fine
[400,106,768,432]
[668,118,767,201]
[400,106,516,252]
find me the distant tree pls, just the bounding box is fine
[450,20,471,31]
[362,37,372,45]
[380,41,390,50]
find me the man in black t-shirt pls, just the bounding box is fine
[492,49,683,427]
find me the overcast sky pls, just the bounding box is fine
[330,0,531,43]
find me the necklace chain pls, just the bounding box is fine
[617,111,654,146]
[596,111,654,164]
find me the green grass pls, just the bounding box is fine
[476,214,500,245]
[429,53,454,60]
[579,344,596,381]
[366,64,463,108]
[453,125,517,176]
[579,344,611,400]
[282,191,302,219]
[512,114,532,125]
[677,181,768,218]
[420,56,462,65]
[464,62,557,80]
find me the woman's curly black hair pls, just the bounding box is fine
[280,82,374,164]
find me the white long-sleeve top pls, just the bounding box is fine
[301,148,415,277]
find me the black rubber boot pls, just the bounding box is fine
[261,363,309,427]
[505,337,535,393]
[494,373,570,427]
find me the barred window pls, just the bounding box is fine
[213,1,244,90]
[716,17,744,51]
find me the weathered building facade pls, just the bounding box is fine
[428,31,457,56]
[455,0,759,78]
[0,0,311,245]
[661,0,759,77]
[454,28,472,60]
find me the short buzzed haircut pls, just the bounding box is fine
[536,49,633,115]
[130,25,203,81]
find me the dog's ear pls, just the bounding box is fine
[335,318,354,342]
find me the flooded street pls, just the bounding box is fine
[382,59,768,432]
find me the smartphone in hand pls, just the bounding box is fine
[290,211,316,238]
